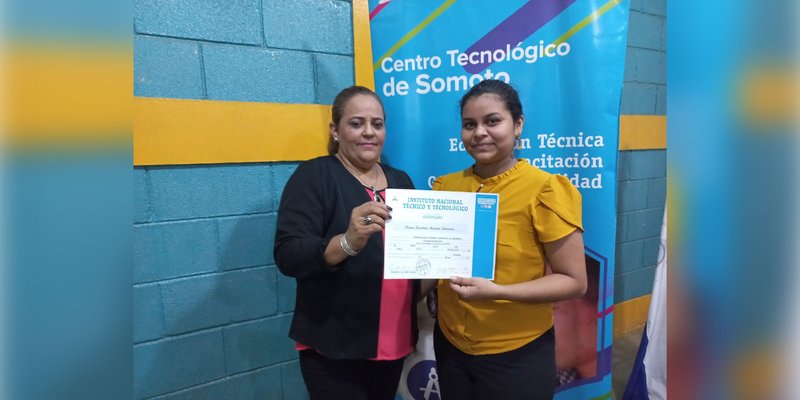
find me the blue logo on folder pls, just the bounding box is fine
[476,196,497,210]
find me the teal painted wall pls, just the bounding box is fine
[133,0,354,398]
[133,0,666,397]
[616,0,667,303]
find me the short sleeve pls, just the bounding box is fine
[533,174,583,242]
[432,176,445,191]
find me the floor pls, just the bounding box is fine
[610,326,645,399]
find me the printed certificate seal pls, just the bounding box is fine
[415,257,432,276]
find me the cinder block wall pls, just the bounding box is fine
[133,0,354,398]
[133,0,666,397]
[616,0,667,303]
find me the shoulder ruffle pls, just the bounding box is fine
[533,174,583,242]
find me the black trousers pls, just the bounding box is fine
[298,350,405,400]
[433,325,556,400]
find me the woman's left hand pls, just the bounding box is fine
[448,276,499,301]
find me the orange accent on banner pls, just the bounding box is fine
[613,294,652,338]
[134,97,329,166]
[4,44,132,142]
[352,0,376,90]
[619,115,667,150]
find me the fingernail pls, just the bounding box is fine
[388,206,393,211]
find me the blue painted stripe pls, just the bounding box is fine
[471,194,499,279]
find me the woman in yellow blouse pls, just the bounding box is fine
[432,80,587,400]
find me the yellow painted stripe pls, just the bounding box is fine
[352,0,376,90]
[552,0,621,45]
[372,0,458,71]
[134,98,329,166]
[619,115,667,150]
[613,294,651,338]
[4,44,132,143]
[133,99,664,166]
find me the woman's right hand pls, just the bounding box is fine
[344,201,392,251]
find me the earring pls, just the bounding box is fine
[334,137,339,142]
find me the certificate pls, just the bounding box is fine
[383,188,499,279]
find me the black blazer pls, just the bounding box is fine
[274,155,419,359]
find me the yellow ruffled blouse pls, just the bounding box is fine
[433,160,583,355]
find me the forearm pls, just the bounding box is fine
[275,236,335,279]
[448,232,587,302]
[492,273,586,303]
[323,233,352,266]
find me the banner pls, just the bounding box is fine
[367,1,629,398]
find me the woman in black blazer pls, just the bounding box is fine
[274,86,419,400]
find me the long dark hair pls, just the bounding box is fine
[327,86,385,155]
[459,80,523,123]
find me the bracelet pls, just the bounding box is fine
[340,234,359,256]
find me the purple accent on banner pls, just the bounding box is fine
[406,360,441,400]
[597,345,613,375]
[463,0,577,74]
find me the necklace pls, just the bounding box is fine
[336,154,384,203]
